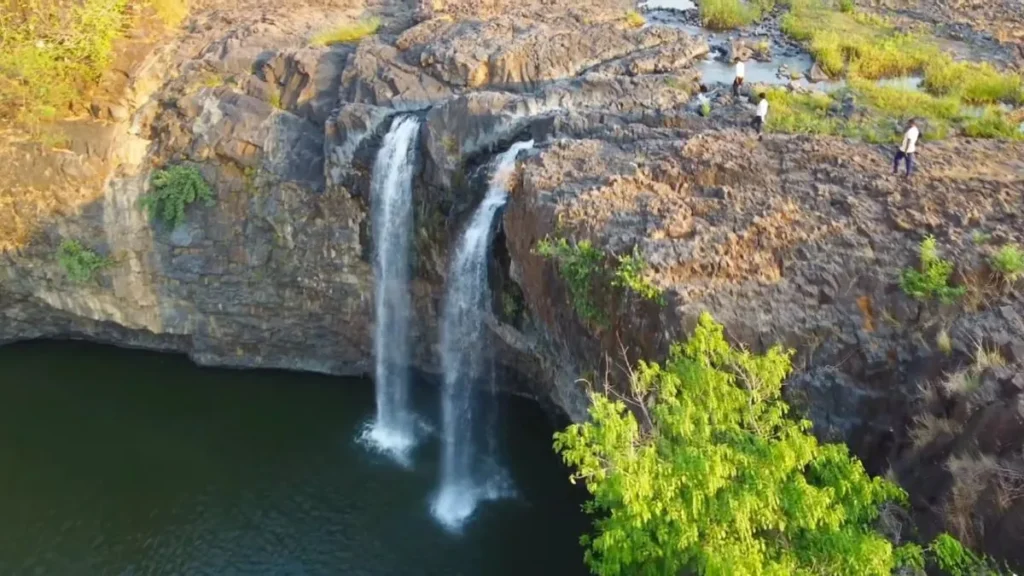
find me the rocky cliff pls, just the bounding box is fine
[2,0,1024,565]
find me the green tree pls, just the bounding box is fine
[555,313,916,576]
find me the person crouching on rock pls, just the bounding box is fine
[733,59,745,97]
[752,93,768,140]
[893,119,919,178]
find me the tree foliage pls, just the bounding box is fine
[554,313,916,576]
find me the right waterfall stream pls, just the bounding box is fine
[431,140,535,530]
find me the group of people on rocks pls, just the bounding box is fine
[707,58,920,177]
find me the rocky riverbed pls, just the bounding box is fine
[2,0,1023,567]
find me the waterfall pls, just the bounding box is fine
[363,116,421,464]
[431,140,535,530]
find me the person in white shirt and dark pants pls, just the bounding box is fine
[733,60,745,97]
[893,119,919,178]
[753,93,768,140]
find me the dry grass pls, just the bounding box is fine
[945,453,1000,544]
[909,412,962,451]
[310,17,381,46]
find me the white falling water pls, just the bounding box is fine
[362,116,421,465]
[431,140,535,530]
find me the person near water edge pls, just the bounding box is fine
[893,119,919,178]
[733,59,745,97]
[753,93,768,140]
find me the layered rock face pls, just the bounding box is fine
[0,0,708,393]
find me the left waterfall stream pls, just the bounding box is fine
[361,115,423,465]
[0,340,592,575]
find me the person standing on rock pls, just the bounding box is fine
[753,92,768,140]
[733,59,745,97]
[893,119,919,178]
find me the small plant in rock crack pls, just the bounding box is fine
[535,236,606,326]
[989,243,1024,284]
[142,165,214,227]
[56,239,111,283]
[613,247,665,304]
[701,100,712,117]
[624,10,645,28]
[900,235,965,304]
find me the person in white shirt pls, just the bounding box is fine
[893,119,919,177]
[752,92,768,140]
[733,59,745,97]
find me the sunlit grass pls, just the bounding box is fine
[624,10,645,28]
[700,0,761,29]
[763,81,1019,143]
[961,107,1024,140]
[923,56,1023,105]
[311,18,381,46]
[782,0,937,79]
[150,0,189,26]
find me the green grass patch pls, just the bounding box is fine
[961,106,1023,140]
[311,18,381,46]
[57,239,111,283]
[900,235,964,304]
[989,244,1024,283]
[0,0,130,125]
[923,57,1023,105]
[699,0,762,29]
[781,0,936,79]
[150,0,189,26]
[764,81,1017,142]
[0,0,188,128]
[142,165,214,227]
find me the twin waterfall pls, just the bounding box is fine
[432,141,534,529]
[365,116,421,463]
[364,114,533,531]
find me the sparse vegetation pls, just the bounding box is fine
[150,0,189,26]
[929,532,1007,575]
[535,237,606,325]
[311,18,381,46]
[501,292,519,320]
[923,57,1024,105]
[0,0,129,125]
[900,236,965,304]
[989,244,1024,283]
[0,0,189,129]
[623,10,645,28]
[962,107,1024,140]
[781,1,936,79]
[700,100,711,117]
[268,92,283,109]
[612,248,664,303]
[699,0,761,29]
[56,239,111,283]
[142,165,214,227]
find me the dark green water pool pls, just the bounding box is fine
[0,341,590,576]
